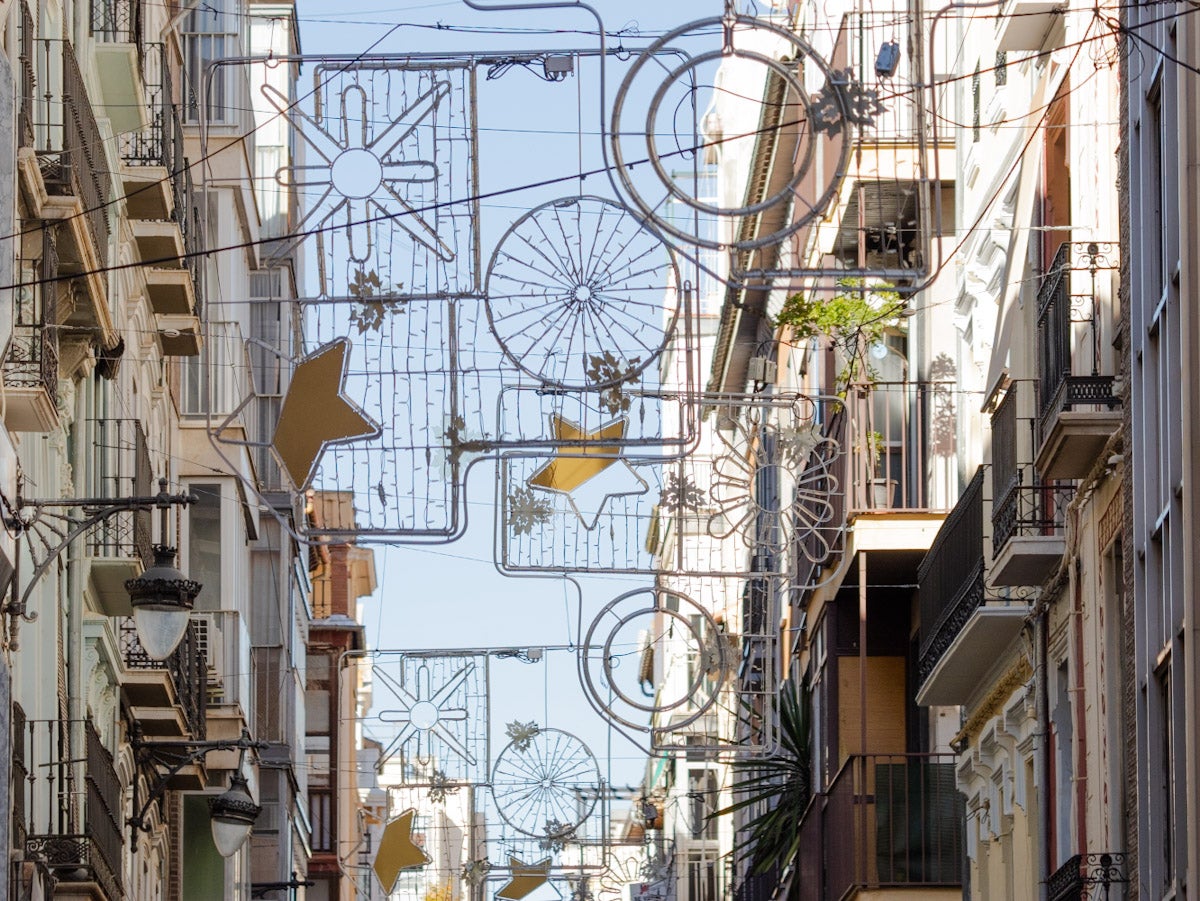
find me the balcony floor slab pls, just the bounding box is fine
[917,605,1029,706]
[991,535,1066,586]
[1035,409,1122,480]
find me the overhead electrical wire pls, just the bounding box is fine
[2,2,1184,296]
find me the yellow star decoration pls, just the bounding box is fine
[372,808,430,893]
[272,338,380,490]
[528,415,626,493]
[495,855,553,900]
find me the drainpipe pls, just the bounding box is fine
[1071,557,1088,861]
[1034,602,1051,901]
[66,378,91,830]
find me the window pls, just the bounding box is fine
[994,51,1008,86]
[188,483,223,609]
[686,851,717,901]
[688,769,718,840]
[1156,662,1175,889]
[181,1,240,123]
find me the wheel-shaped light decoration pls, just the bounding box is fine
[578,587,730,733]
[709,417,843,563]
[485,196,680,389]
[490,728,601,838]
[609,15,852,252]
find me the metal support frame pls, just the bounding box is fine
[251,873,316,899]
[127,726,269,845]
[0,476,196,647]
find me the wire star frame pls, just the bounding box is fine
[497,393,846,581]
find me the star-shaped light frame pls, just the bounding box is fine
[372,808,430,893]
[525,415,649,530]
[271,338,381,490]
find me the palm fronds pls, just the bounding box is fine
[711,680,813,876]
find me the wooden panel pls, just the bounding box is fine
[837,655,908,761]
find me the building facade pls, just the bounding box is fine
[0,1,343,898]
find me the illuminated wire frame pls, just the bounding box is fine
[577,584,779,757]
[198,49,711,543]
[496,393,845,582]
[364,652,490,785]
[490,728,602,841]
[608,14,851,255]
[258,58,479,297]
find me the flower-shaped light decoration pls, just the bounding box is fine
[708,414,842,563]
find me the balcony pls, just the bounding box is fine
[90,0,148,134]
[793,755,964,900]
[119,617,208,743]
[1034,242,1121,480]
[991,469,1071,586]
[917,470,1028,706]
[1047,852,1128,901]
[22,38,115,344]
[84,419,155,615]
[16,720,124,901]
[846,380,956,514]
[990,387,1071,586]
[4,232,60,432]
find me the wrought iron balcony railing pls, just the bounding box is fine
[27,38,112,268]
[1047,852,1128,901]
[91,0,143,49]
[17,1,34,148]
[17,719,123,901]
[992,467,1073,555]
[1037,241,1120,440]
[917,468,985,686]
[823,754,963,897]
[5,231,59,401]
[87,418,155,568]
[788,754,963,900]
[119,617,208,740]
[119,42,180,171]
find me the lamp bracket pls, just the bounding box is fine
[0,476,197,649]
[250,874,316,898]
[127,727,269,845]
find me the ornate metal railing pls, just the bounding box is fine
[11,703,27,848]
[917,468,985,685]
[17,0,35,148]
[119,618,208,740]
[88,419,155,568]
[1048,852,1128,901]
[5,230,59,398]
[18,719,123,900]
[30,38,112,267]
[992,467,1073,554]
[119,42,176,169]
[1037,242,1120,439]
[91,0,143,57]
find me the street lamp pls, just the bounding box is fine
[130,729,268,857]
[125,544,202,660]
[209,745,262,857]
[124,480,202,660]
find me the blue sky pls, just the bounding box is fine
[291,0,728,788]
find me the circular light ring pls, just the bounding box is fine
[484,195,681,390]
[609,14,851,252]
[578,587,730,733]
[489,728,601,837]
